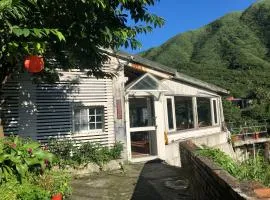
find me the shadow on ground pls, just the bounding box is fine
[71,159,192,200]
[131,159,192,200]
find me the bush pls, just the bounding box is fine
[32,170,72,198]
[198,146,270,186]
[0,136,55,183]
[0,136,72,199]
[198,146,240,177]
[48,138,123,168]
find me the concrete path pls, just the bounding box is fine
[70,159,192,200]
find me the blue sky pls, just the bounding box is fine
[124,0,257,54]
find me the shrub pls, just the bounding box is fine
[198,146,240,177]
[32,170,72,198]
[0,176,51,200]
[110,142,124,159]
[198,146,270,186]
[0,136,55,183]
[17,182,51,200]
[0,136,72,199]
[48,138,123,168]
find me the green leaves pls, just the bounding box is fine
[12,26,65,41]
[0,136,56,183]
[1,0,164,93]
[198,146,270,186]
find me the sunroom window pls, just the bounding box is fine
[165,96,220,132]
[212,99,219,125]
[74,107,104,132]
[166,97,175,130]
[129,97,155,128]
[197,98,212,127]
[175,96,194,130]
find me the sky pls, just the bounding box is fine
[124,0,257,54]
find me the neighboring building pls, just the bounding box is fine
[226,96,252,109]
[1,52,229,165]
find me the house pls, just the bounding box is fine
[1,51,229,165]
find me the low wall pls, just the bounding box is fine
[180,141,268,200]
[67,159,124,177]
[165,131,234,167]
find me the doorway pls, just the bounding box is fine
[128,97,157,158]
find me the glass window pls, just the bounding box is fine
[175,97,194,130]
[129,97,155,128]
[213,99,218,124]
[166,98,174,130]
[130,74,159,90]
[74,107,104,132]
[197,98,212,127]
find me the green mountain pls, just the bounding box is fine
[140,0,270,97]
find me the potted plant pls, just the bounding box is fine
[231,134,243,143]
[50,170,71,200]
[253,126,261,139]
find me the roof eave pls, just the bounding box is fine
[109,50,229,95]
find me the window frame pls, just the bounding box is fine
[165,96,176,132]
[197,97,213,128]
[211,98,220,126]
[73,106,104,133]
[165,96,221,133]
[174,96,195,131]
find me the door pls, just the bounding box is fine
[128,96,157,158]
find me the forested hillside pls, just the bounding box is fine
[141,0,270,97]
[140,0,270,122]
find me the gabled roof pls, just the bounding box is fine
[108,51,229,95]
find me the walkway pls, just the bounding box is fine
[70,159,192,200]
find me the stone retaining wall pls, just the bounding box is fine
[67,159,124,177]
[180,141,269,200]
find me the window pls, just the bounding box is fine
[127,73,160,91]
[212,99,219,125]
[74,107,104,132]
[166,97,175,130]
[165,96,221,132]
[174,96,194,130]
[197,98,212,127]
[129,97,155,128]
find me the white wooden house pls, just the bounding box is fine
[1,51,229,165]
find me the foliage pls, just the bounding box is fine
[32,170,72,197]
[198,146,270,186]
[0,0,65,85]
[0,136,71,199]
[222,99,242,126]
[0,170,71,200]
[0,0,164,87]
[141,0,270,123]
[48,138,123,169]
[198,146,240,177]
[0,136,55,183]
[47,138,76,166]
[16,181,51,200]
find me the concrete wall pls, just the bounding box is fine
[165,131,235,166]
[165,142,181,166]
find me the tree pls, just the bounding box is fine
[0,0,164,130]
[0,0,164,84]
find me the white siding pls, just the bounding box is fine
[1,81,20,136]
[2,71,115,146]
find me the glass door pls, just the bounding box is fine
[129,97,157,158]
